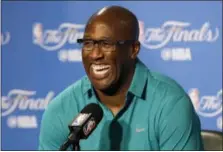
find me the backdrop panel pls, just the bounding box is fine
[1,1,222,150]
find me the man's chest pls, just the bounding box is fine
[79,115,155,150]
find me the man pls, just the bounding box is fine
[39,6,203,150]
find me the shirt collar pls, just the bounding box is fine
[83,59,148,99]
[128,59,148,98]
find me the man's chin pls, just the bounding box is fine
[92,81,121,95]
[92,81,111,91]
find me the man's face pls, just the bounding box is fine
[82,20,132,91]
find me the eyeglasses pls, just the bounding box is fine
[77,39,136,52]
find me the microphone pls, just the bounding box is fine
[59,103,103,151]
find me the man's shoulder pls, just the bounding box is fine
[150,72,184,90]
[145,71,194,120]
[148,71,188,102]
[46,76,89,112]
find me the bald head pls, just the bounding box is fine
[82,6,141,93]
[85,6,139,40]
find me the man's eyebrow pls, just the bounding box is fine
[100,37,112,40]
[83,34,90,38]
[83,36,113,40]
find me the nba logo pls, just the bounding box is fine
[188,88,200,111]
[83,118,96,136]
[138,20,145,42]
[33,23,43,44]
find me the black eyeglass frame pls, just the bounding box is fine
[77,38,137,46]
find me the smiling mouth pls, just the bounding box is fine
[91,64,111,78]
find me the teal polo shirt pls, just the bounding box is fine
[39,60,203,150]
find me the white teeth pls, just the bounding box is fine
[92,64,110,71]
[93,69,109,75]
[91,64,110,75]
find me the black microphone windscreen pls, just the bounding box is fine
[80,103,103,124]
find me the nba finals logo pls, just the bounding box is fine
[188,88,222,118]
[138,20,219,61]
[32,22,84,62]
[1,89,55,128]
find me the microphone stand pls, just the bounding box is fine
[59,139,80,151]
[72,141,80,151]
[59,132,81,151]
[59,140,71,151]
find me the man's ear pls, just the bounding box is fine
[131,41,140,59]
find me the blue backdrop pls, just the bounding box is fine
[1,1,222,150]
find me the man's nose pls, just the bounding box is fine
[89,44,104,60]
